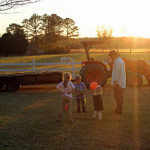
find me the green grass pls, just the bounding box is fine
[0,86,150,150]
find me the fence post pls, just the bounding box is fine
[33,59,35,72]
[72,58,75,79]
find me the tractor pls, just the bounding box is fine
[79,41,150,88]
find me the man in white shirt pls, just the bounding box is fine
[109,50,126,114]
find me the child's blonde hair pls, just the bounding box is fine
[94,86,102,95]
[75,75,81,81]
[63,72,72,88]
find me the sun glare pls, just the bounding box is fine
[133,88,140,148]
[77,0,150,38]
[0,0,150,38]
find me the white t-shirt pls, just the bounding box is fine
[56,81,75,99]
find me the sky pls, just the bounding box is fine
[0,0,150,38]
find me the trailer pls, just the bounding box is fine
[0,71,63,92]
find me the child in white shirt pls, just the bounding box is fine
[56,72,75,122]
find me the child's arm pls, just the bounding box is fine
[70,82,75,90]
[80,88,86,96]
[56,82,63,93]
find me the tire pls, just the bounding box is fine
[79,63,107,88]
[6,79,20,92]
[127,72,143,87]
[0,84,4,89]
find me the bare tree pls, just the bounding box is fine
[0,0,40,11]
[96,25,113,40]
[26,13,42,47]
[96,26,113,51]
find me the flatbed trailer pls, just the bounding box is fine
[0,71,63,92]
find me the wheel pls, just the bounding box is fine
[127,72,143,87]
[6,80,20,92]
[79,63,107,88]
[0,84,4,89]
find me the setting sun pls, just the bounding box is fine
[0,0,150,38]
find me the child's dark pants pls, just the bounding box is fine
[76,98,86,112]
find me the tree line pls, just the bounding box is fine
[0,13,79,56]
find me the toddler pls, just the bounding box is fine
[75,75,86,113]
[93,85,103,120]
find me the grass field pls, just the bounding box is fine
[1,51,150,64]
[0,86,150,150]
[0,52,150,149]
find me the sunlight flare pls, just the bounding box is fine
[133,88,140,148]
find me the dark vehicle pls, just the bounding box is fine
[0,71,63,92]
